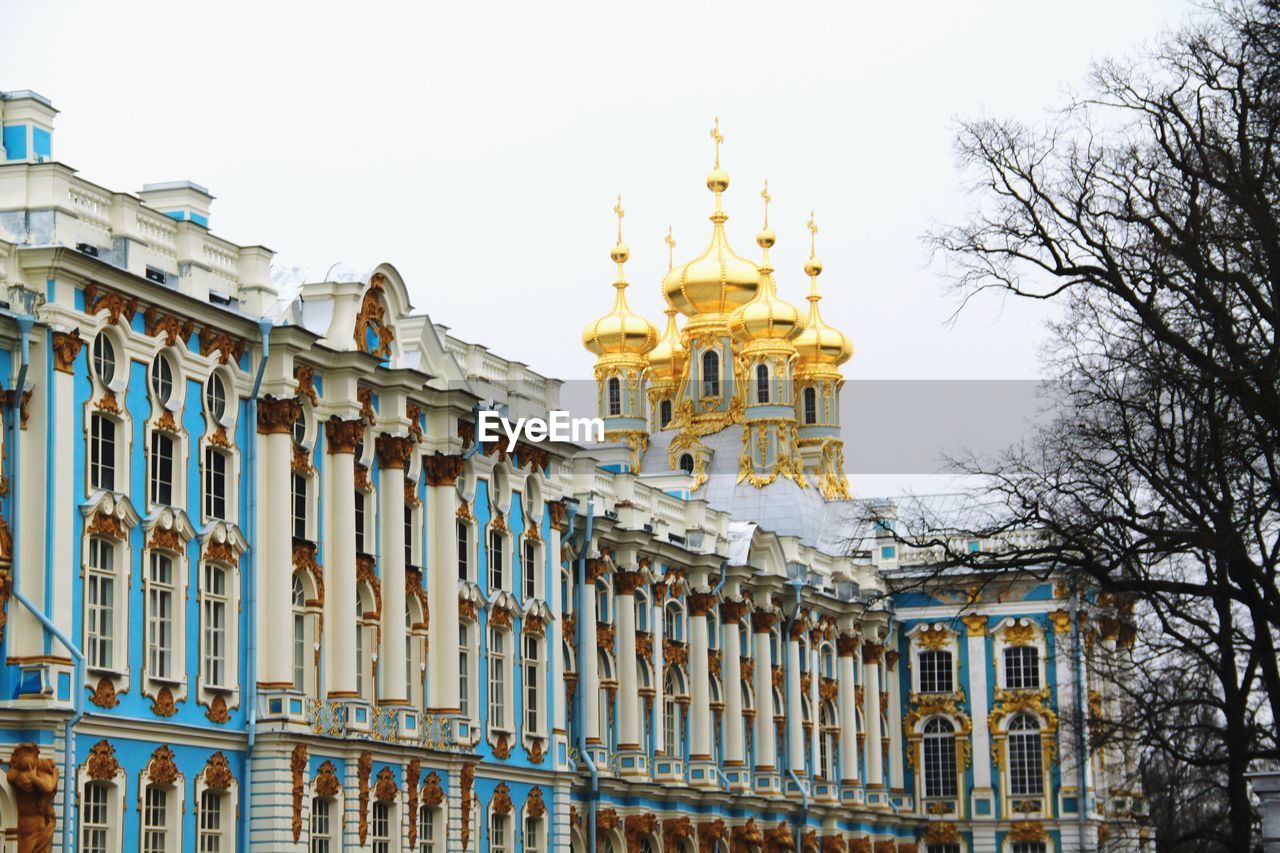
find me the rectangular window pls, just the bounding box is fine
[142,786,169,853]
[489,530,504,591]
[90,414,116,492]
[354,491,366,554]
[459,625,471,719]
[404,504,414,565]
[292,473,308,541]
[524,634,540,734]
[1009,729,1046,796]
[204,447,227,520]
[198,790,223,853]
[86,538,115,670]
[490,814,507,853]
[523,539,537,600]
[420,806,435,852]
[1004,646,1041,690]
[310,798,331,853]
[81,781,110,853]
[457,520,469,581]
[918,650,953,694]
[371,801,391,853]
[524,816,539,853]
[1010,844,1047,853]
[150,432,175,507]
[203,565,228,687]
[488,627,506,729]
[148,553,175,680]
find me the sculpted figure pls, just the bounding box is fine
[7,743,58,853]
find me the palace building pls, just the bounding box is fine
[0,92,1142,852]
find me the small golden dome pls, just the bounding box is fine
[582,198,659,358]
[647,306,686,379]
[794,212,852,369]
[662,119,760,318]
[729,180,805,344]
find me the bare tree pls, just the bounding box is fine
[889,2,1280,848]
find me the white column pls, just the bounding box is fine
[325,417,362,698]
[376,434,410,704]
[967,619,993,793]
[260,406,295,688]
[688,591,714,762]
[614,571,641,750]
[786,633,806,777]
[549,517,566,747]
[837,636,860,784]
[651,585,666,753]
[863,643,884,789]
[720,602,746,769]
[886,649,904,789]
[424,454,463,713]
[751,613,778,773]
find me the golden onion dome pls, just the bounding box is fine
[582,197,659,358]
[662,119,760,318]
[647,306,686,379]
[728,181,805,344]
[793,211,852,369]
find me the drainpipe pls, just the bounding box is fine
[573,498,599,853]
[240,319,272,853]
[1069,575,1088,851]
[783,575,809,850]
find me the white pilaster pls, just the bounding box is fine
[376,434,409,704]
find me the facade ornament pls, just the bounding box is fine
[422,452,466,486]
[751,609,777,632]
[145,745,179,785]
[149,686,178,717]
[420,770,444,806]
[460,763,475,851]
[762,821,794,852]
[374,766,398,802]
[491,782,514,814]
[199,326,245,365]
[526,786,547,818]
[697,819,727,848]
[493,733,511,759]
[88,676,118,708]
[201,752,234,792]
[294,363,319,405]
[596,807,621,841]
[405,759,420,850]
[915,624,952,650]
[689,590,715,616]
[205,693,230,724]
[354,273,395,358]
[861,643,884,664]
[7,743,57,853]
[406,403,424,442]
[314,760,341,798]
[85,740,120,781]
[357,386,377,425]
[732,819,764,847]
[258,395,302,435]
[144,305,195,346]
[52,329,85,373]
[357,751,373,845]
[961,613,987,636]
[1008,821,1047,842]
[821,834,845,853]
[528,737,545,764]
[324,416,364,454]
[84,282,138,325]
[847,838,872,853]
[661,815,692,850]
[290,744,308,842]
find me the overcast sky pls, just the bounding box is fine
[3,1,1191,493]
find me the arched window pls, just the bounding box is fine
[1007,713,1045,796]
[659,399,672,428]
[707,609,720,652]
[664,602,684,643]
[755,364,770,404]
[802,386,817,424]
[355,597,370,701]
[89,413,117,491]
[663,668,687,757]
[607,377,621,416]
[1004,645,1040,690]
[92,334,116,385]
[148,431,176,507]
[918,650,953,694]
[595,578,611,622]
[701,350,720,397]
[456,518,471,581]
[819,700,838,781]
[922,717,958,799]
[459,623,472,720]
[635,589,650,632]
[150,353,174,405]
[678,453,694,475]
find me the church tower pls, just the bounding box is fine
[646,228,686,434]
[727,181,808,487]
[582,197,658,471]
[792,213,853,499]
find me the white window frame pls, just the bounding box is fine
[145,549,185,686]
[523,633,544,738]
[194,781,237,853]
[488,625,511,733]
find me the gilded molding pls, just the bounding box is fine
[200,327,245,365]
[144,305,195,346]
[357,751,372,846]
[294,363,319,406]
[314,760,341,798]
[84,282,138,325]
[375,433,415,469]
[202,752,234,792]
[354,273,395,358]
[290,744,308,842]
[258,396,302,435]
[374,766,397,802]
[324,416,364,454]
[52,330,85,373]
[85,739,120,781]
[145,744,179,785]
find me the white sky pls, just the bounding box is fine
[2,0,1188,388]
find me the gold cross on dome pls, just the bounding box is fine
[665,226,676,270]
[807,210,819,256]
[710,117,724,167]
[614,195,625,242]
[761,179,771,227]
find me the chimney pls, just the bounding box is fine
[0,90,57,163]
[139,180,214,228]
